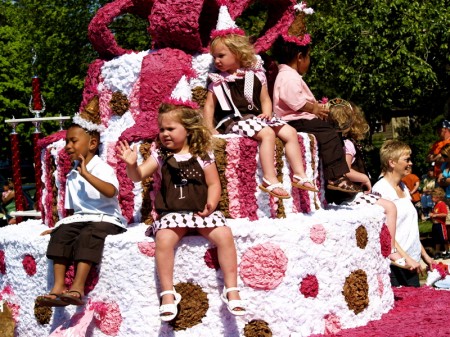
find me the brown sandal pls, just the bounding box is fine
[327,176,362,194]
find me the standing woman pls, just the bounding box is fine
[372,140,434,287]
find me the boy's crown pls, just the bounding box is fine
[72,96,106,133]
[282,1,314,46]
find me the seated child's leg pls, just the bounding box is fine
[45,223,85,297]
[155,228,188,305]
[46,258,69,297]
[287,118,349,181]
[253,127,289,198]
[199,226,241,302]
[274,124,316,191]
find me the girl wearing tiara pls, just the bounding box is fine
[327,100,410,269]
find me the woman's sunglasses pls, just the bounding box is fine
[442,154,449,159]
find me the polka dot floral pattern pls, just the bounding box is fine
[239,243,288,290]
[342,269,369,314]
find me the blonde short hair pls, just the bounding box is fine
[431,187,446,200]
[210,34,257,68]
[379,140,411,173]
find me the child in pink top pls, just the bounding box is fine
[271,36,360,196]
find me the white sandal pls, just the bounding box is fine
[258,178,291,199]
[220,287,246,316]
[291,175,318,192]
[159,288,182,322]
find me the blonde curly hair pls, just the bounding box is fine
[348,103,370,141]
[210,34,257,69]
[157,103,212,160]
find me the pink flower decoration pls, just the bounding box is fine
[65,264,99,295]
[204,247,220,270]
[324,313,342,334]
[379,223,391,258]
[137,241,156,257]
[299,274,319,298]
[56,147,71,219]
[99,89,113,127]
[91,301,123,336]
[1,286,20,322]
[310,224,326,244]
[295,134,311,213]
[377,274,384,297]
[0,250,5,274]
[22,254,37,276]
[1,285,13,295]
[432,262,449,279]
[239,243,288,290]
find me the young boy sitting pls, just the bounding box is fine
[38,99,126,306]
[271,35,361,197]
[429,187,449,259]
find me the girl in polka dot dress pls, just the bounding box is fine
[203,33,317,199]
[117,103,245,321]
[326,100,407,268]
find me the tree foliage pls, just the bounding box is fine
[306,0,449,175]
[0,0,149,173]
[308,0,449,123]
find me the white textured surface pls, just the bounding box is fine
[0,205,393,336]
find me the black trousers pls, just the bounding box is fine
[46,221,125,264]
[288,118,349,181]
[390,265,420,287]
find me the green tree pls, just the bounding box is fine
[0,0,149,176]
[307,0,449,173]
[308,0,448,117]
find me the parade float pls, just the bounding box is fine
[0,1,404,336]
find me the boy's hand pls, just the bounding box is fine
[312,102,329,120]
[117,141,138,166]
[77,154,88,177]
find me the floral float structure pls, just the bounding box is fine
[1,1,395,336]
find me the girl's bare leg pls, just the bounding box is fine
[155,228,188,305]
[253,127,289,197]
[199,227,243,308]
[275,125,314,189]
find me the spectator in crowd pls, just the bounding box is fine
[427,120,450,176]
[1,180,16,225]
[420,167,437,221]
[429,187,449,259]
[437,143,450,202]
[402,167,421,215]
